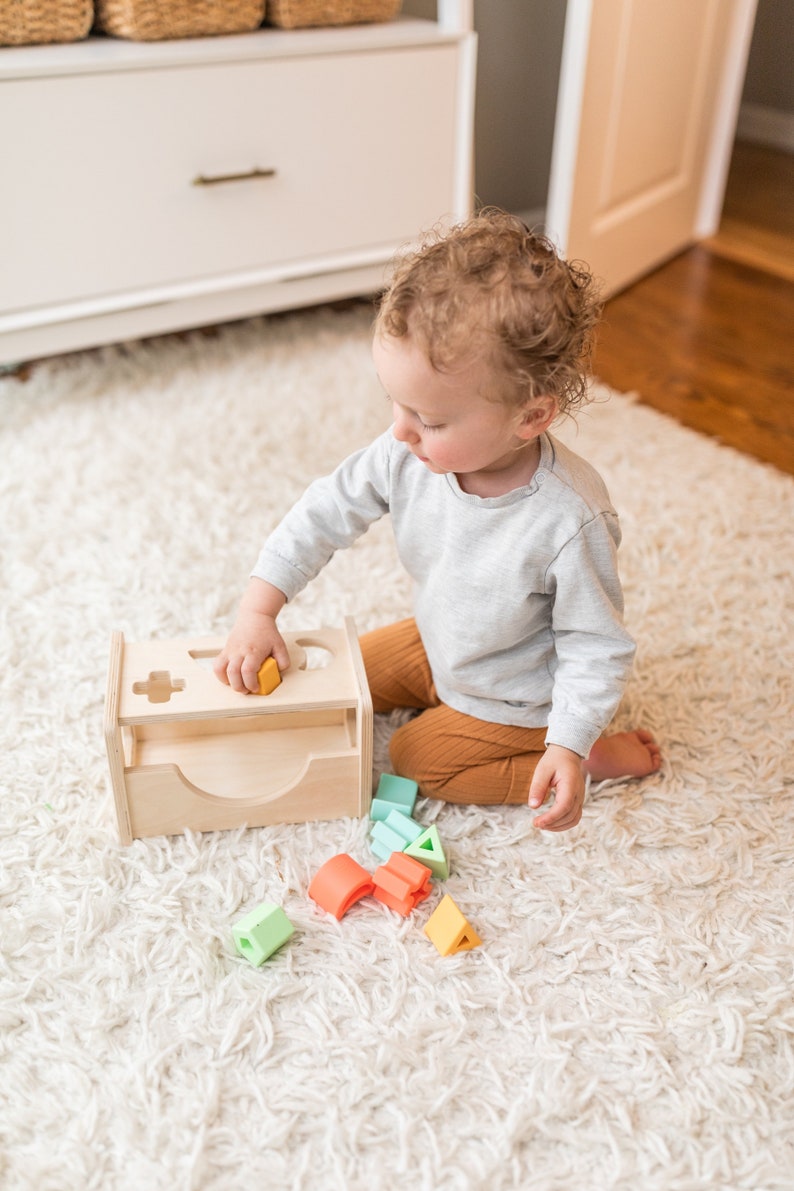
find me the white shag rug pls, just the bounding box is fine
[1,307,793,1191]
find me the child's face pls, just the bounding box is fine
[373,333,550,487]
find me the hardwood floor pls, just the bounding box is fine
[708,141,794,281]
[593,142,794,475]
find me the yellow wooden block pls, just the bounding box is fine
[424,893,482,956]
[256,656,282,696]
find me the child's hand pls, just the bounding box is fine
[213,578,289,694]
[528,744,586,832]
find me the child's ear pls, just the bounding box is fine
[516,395,557,439]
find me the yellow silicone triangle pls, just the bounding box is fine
[450,924,483,954]
[424,894,482,956]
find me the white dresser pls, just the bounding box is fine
[0,2,475,364]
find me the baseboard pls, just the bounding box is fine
[736,102,794,153]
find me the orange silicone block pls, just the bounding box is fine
[308,853,374,919]
[256,656,282,696]
[371,852,433,916]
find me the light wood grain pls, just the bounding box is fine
[105,619,373,843]
[594,143,794,475]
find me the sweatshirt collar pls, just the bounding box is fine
[444,433,555,506]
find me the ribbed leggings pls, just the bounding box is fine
[360,618,547,805]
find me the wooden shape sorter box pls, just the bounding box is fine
[104,618,373,845]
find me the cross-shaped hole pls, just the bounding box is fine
[132,670,187,704]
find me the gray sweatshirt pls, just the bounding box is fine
[252,429,636,758]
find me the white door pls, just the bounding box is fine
[545,0,758,296]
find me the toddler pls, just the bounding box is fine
[214,209,660,831]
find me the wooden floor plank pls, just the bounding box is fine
[593,143,794,475]
[705,142,794,280]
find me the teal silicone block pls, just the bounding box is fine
[370,796,406,822]
[372,773,418,818]
[384,808,423,847]
[232,902,294,967]
[369,819,408,861]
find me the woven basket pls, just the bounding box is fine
[266,0,402,29]
[94,0,266,41]
[0,0,93,45]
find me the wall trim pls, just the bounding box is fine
[737,102,794,152]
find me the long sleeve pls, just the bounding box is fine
[249,427,636,751]
[251,432,392,601]
[543,511,636,756]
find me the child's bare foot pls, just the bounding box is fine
[584,730,661,782]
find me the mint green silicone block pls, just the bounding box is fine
[370,797,405,822]
[369,819,407,861]
[232,902,294,967]
[371,773,419,819]
[384,808,423,846]
[405,825,449,880]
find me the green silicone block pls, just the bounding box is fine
[384,808,423,846]
[405,825,449,880]
[375,773,418,815]
[370,796,408,822]
[369,819,407,861]
[232,902,294,967]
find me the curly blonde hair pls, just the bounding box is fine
[376,207,602,414]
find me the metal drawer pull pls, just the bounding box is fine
[192,168,277,187]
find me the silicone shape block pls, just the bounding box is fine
[233,902,294,966]
[371,773,418,819]
[369,809,424,860]
[369,820,407,861]
[384,809,424,845]
[256,656,282,696]
[424,894,481,956]
[308,853,374,919]
[371,852,432,916]
[370,797,406,823]
[405,825,449,880]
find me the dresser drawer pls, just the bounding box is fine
[0,44,458,313]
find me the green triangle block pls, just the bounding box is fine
[405,825,449,880]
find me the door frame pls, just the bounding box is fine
[695,0,759,236]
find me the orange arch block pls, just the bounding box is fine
[308,853,374,919]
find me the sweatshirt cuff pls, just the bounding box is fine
[251,549,309,603]
[545,712,602,760]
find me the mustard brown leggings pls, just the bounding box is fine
[360,618,547,806]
